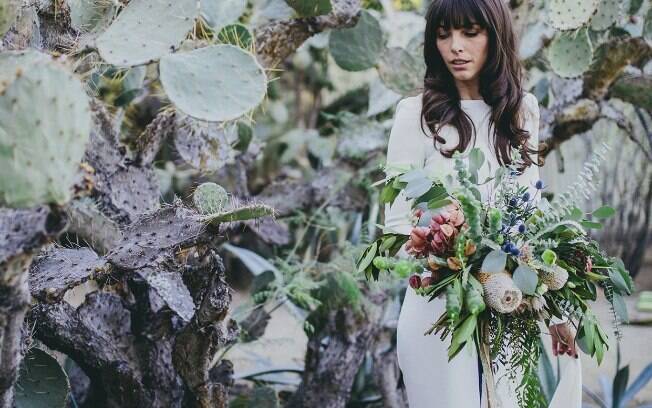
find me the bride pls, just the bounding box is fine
[384,0,582,407]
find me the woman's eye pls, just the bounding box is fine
[465,31,478,37]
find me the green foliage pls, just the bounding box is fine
[0,51,91,208]
[14,348,70,408]
[217,23,253,48]
[96,0,198,67]
[377,47,423,95]
[160,45,267,122]
[329,9,384,71]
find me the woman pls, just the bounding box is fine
[384,0,582,407]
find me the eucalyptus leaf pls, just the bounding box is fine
[612,293,629,323]
[481,250,507,274]
[513,264,538,295]
[592,205,615,219]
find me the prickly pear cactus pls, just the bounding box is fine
[216,23,253,49]
[200,0,247,31]
[329,9,384,72]
[159,44,268,122]
[589,0,623,31]
[0,0,19,36]
[644,8,652,45]
[547,0,599,31]
[0,51,91,208]
[96,0,198,67]
[68,0,116,33]
[193,182,229,215]
[377,47,423,95]
[14,348,71,408]
[547,28,594,78]
[285,0,332,17]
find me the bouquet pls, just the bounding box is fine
[357,143,634,407]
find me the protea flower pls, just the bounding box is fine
[478,271,523,313]
[405,226,430,257]
[429,214,459,255]
[540,264,568,290]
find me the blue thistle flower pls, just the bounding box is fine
[509,198,518,207]
[518,223,526,233]
[522,192,530,201]
[535,180,544,190]
[510,246,520,256]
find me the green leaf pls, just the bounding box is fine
[428,198,453,210]
[469,148,485,173]
[541,249,557,265]
[513,264,538,295]
[580,220,603,229]
[613,365,630,407]
[379,235,397,253]
[609,268,631,295]
[357,242,377,273]
[380,184,399,204]
[448,314,477,360]
[592,205,615,219]
[612,293,629,323]
[567,207,584,221]
[481,250,507,273]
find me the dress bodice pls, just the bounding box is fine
[383,92,541,236]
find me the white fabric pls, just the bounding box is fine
[385,93,582,408]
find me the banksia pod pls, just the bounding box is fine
[540,264,568,290]
[480,271,523,313]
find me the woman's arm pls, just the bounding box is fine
[383,97,427,257]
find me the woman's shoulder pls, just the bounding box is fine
[396,93,423,113]
[521,91,540,119]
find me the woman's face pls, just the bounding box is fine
[436,24,489,83]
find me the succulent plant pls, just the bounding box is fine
[160,45,268,122]
[14,347,71,407]
[329,9,384,71]
[547,27,594,78]
[193,182,229,215]
[96,0,198,67]
[547,0,599,31]
[0,0,19,36]
[0,51,91,208]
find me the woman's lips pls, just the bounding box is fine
[451,61,469,70]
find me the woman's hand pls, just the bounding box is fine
[549,322,578,358]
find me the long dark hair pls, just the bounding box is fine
[421,0,541,172]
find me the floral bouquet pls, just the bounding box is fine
[356,143,634,407]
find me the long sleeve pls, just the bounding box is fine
[383,97,427,239]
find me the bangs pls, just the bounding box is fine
[431,0,489,30]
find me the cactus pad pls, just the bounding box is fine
[0,51,91,208]
[160,44,267,122]
[377,47,423,95]
[69,0,116,33]
[329,9,384,72]
[200,0,247,31]
[547,28,593,78]
[547,0,598,31]
[96,0,198,67]
[590,0,622,31]
[0,0,19,36]
[14,348,70,408]
[217,23,253,49]
[175,114,238,171]
[193,182,229,214]
[644,8,652,46]
[286,0,332,17]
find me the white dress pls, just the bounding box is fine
[384,93,582,408]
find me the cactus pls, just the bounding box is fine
[377,47,423,95]
[547,0,599,31]
[202,203,276,225]
[69,0,116,33]
[285,0,332,17]
[546,28,594,78]
[160,44,268,122]
[216,23,253,49]
[590,0,623,31]
[96,0,198,67]
[644,8,652,45]
[329,9,384,72]
[14,348,70,408]
[0,51,91,208]
[193,182,229,215]
[174,113,238,171]
[0,0,19,36]
[200,0,247,31]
